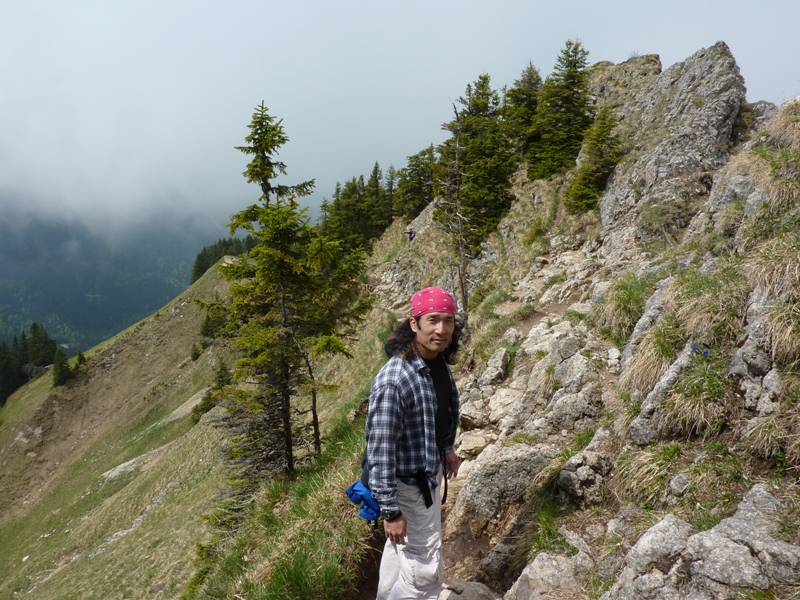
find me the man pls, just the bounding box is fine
[365,286,462,600]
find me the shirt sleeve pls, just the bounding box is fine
[365,368,405,511]
[442,367,460,456]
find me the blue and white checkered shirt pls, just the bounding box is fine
[365,353,459,511]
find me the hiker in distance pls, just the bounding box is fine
[365,286,462,600]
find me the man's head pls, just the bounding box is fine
[383,287,461,362]
[409,287,456,360]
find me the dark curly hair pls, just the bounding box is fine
[384,317,461,364]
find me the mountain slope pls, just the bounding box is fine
[0,265,234,599]
[1,41,799,600]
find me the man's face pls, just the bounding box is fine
[410,312,455,359]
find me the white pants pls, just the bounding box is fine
[376,475,443,600]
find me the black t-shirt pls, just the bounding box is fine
[424,355,452,451]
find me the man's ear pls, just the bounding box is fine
[409,317,419,332]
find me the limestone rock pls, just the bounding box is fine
[445,443,561,537]
[504,550,594,600]
[557,450,613,506]
[440,581,501,600]
[479,347,512,386]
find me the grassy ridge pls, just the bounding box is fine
[0,267,234,599]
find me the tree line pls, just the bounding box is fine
[313,39,622,259]
[190,40,622,289]
[0,322,83,405]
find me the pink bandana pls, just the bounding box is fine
[410,287,456,317]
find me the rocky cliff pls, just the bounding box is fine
[371,42,800,600]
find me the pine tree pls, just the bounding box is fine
[563,106,624,213]
[394,145,437,220]
[435,74,516,254]
[52,347,73,387]
[527,40,593,180]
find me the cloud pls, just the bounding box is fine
[1,0,798,236]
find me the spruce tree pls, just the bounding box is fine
[394,145,437,220]
[563,106,624,213]
[222,102,369,477]
[52,347,73,387]
[502,61,543,155]
[435,74,516,254]
[527,40,593,180]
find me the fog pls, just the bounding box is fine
[2,0,798,237]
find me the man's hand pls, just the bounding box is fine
[445,452,460,479]
[384,514,407,545]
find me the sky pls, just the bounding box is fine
[2,0,799,238]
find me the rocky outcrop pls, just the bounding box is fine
[601,485,800,600]
[365,42,800,600]
[597,42,747,270]
[445,443,561,538]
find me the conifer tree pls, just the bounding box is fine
[52,347,73,387]
[384,164,397,216]
[27,323,58,366]
[221,102,369,477]
[527,40,593,180]
[436,74,516,254]
[0,342,16,404]
[502,61,543,155]
[563,106,624,213]
[235,102,314,204]
[394,145,437,220]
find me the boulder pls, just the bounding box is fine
[445,443,561,537]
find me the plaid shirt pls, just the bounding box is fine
[365,353,459,511]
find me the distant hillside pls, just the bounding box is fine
[0,264,235,598]
[0,207,225,353]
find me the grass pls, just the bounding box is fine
[184,305,396,599]
[741,381,800,469]
[616,443,683,509]
[665,262,749,346]
[746,232,800,297]
[188,407,374,600]
[511,454,576,571]
[764,302,800,369]
[744,231,800,369]
[0,418,228,600]
[592,271,656,347]
[664,351,737,438]
[620,311,684,395]
[685,440,742,529]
